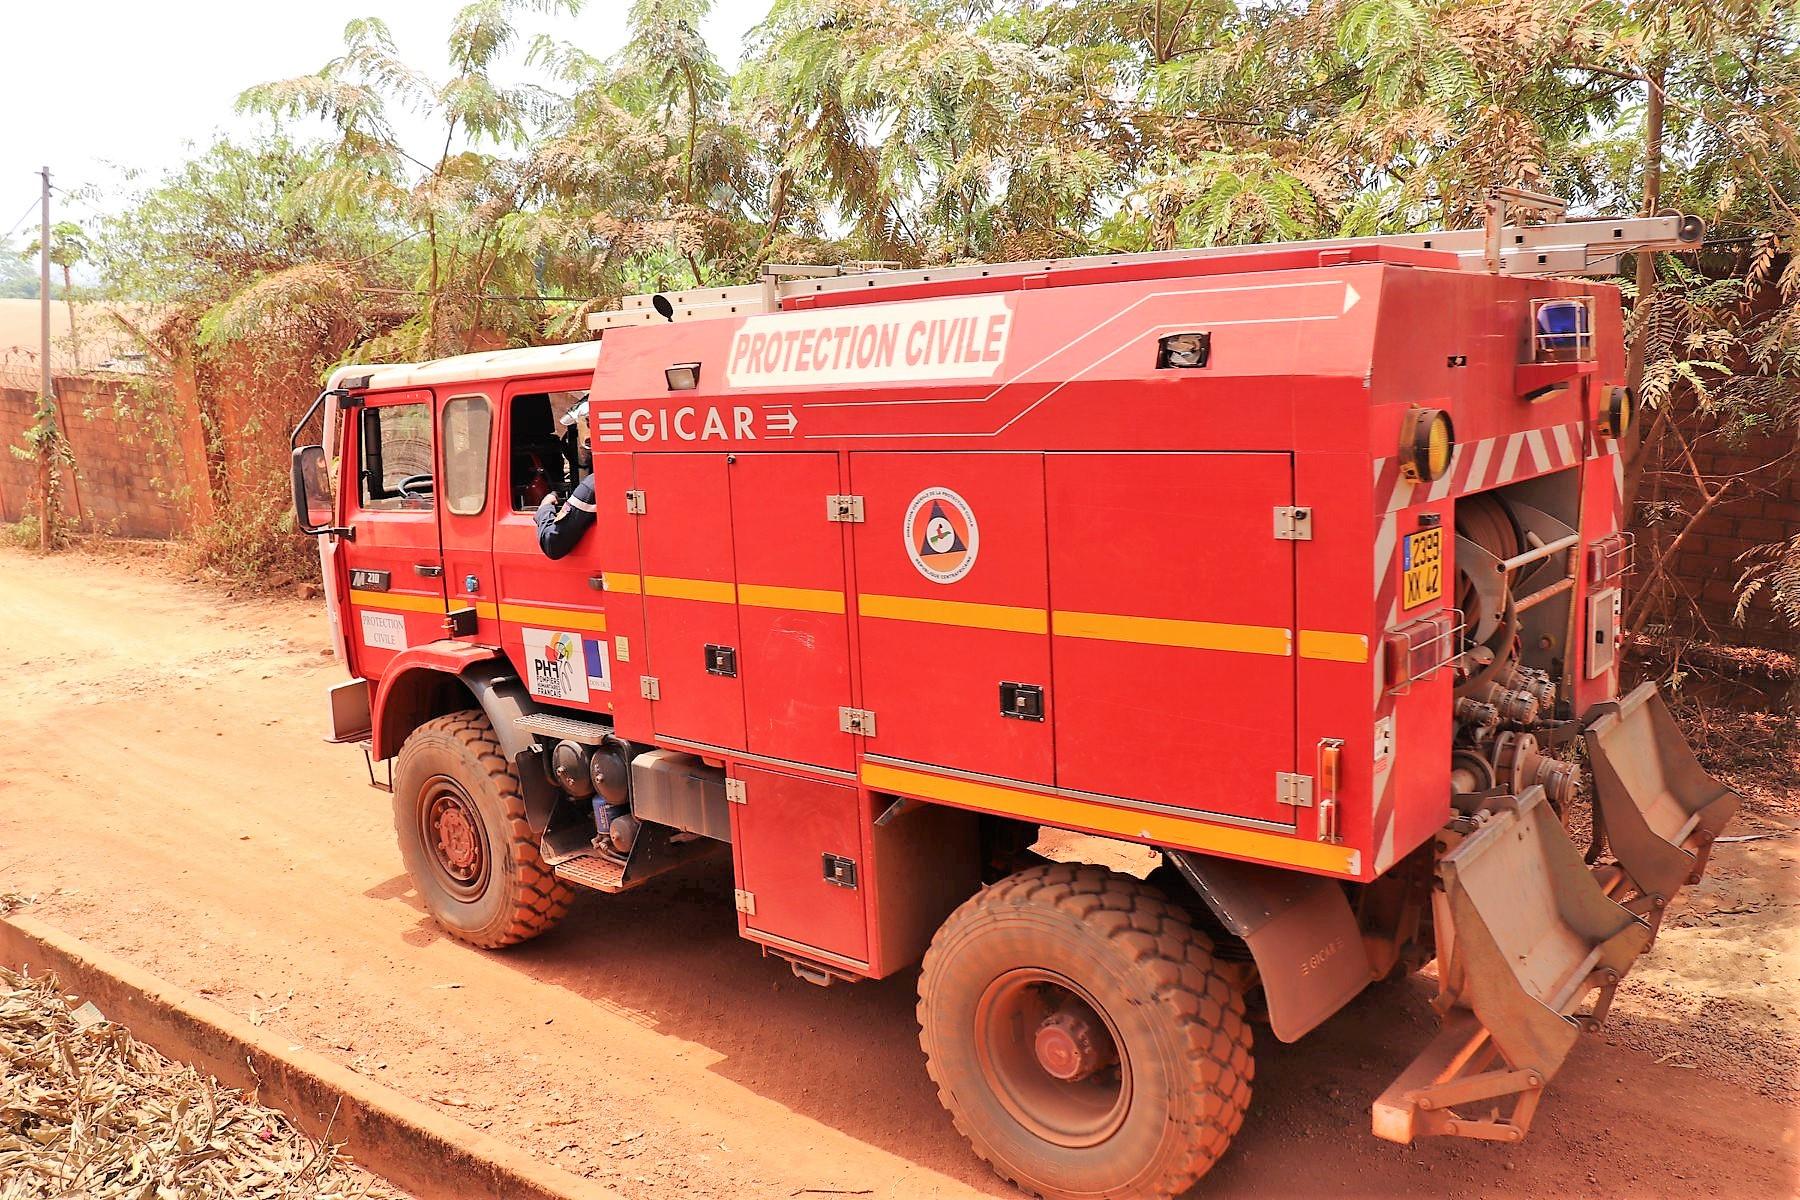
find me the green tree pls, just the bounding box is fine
[23,221,94,361]
[238,0,584,355]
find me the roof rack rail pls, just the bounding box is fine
[585,193,1702,332]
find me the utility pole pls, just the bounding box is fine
[38,166,52,551]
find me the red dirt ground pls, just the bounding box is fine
[0,545,1794,1199]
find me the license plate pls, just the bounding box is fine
[1402,528,1444,609]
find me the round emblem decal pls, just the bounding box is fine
[905,487,979,584]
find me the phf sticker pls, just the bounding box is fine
[905,487,979,584]
[525,628,589,702]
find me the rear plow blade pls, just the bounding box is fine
[1374,787,1651,1144]
[1585,682,1739,934]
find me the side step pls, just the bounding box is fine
[514,711,613,746]
[554,852,630,893]
[551,819,722,895]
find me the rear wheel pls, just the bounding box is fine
[919,863,1252,1200]
[393,710,572,948]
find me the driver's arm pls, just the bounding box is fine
[535,474,597,560]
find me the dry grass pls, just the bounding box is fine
[0,965,406,1199]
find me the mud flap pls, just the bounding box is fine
[1373,787,1651,1144]
[1585,682,1740,931]
[1168,850,1372,1043]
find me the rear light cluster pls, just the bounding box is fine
[1587,532,1635,586]
[1384,609,1463,695]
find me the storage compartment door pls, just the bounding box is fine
[635,453,746,750]
[1047,453,1296,825]
[730,453,854,769]
[849,452,1053,785]
[732,766,869,964]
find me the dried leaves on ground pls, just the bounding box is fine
[0,965,406,1199]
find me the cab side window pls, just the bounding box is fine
[359,401,434,511]
[509,391,584,511]
[440,395,493,516]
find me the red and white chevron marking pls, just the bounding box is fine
[1365,419,1598,872]
[1376,419,1590,514]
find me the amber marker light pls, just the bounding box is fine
[1399,406,1455,483]
[1600,385,1635,439]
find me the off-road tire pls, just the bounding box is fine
[918,862,1253,1200]
[393,710,573,948]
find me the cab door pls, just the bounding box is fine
[434,389,501,647]
[340,390,447,679]
[491,380,613,713]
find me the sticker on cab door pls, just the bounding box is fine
[1401,528,1444,609]
[525,628,589,702]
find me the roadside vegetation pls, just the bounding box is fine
[12,0,1799,642]
[0,964,403,1199]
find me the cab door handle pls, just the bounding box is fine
[414,563,444,578]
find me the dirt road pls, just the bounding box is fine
[0,546,1795,1199]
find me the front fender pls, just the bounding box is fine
[368,641,501,760]
[370,642,558,831]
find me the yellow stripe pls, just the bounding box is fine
[860,593,1049,635]
[1053,610,1291,657]
[738,583,847,614]
[497,601,607,633]
[598,573,1356,664]
[349,589,445,615]
[644,575,737,604]
[1299,630,1370,663]
[472,600,498,620]
[861,762,1359,877]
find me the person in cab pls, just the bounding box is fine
[534,397,596,559]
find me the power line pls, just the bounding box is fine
[2,197,38,242]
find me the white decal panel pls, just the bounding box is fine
[724,294,1014,388]
[524,627,590,702]
[359,610,408,652]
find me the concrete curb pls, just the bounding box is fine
[0,912,623,1200]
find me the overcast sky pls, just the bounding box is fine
[0,0,772,249]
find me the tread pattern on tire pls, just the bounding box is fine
[918,861,1254,1200]
[399,710,574,948]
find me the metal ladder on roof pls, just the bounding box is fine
[586,188,1703,331]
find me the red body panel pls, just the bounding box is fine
[729,453,857,769]
[730,766,869,965]
[1045,452,1297,825]
[849,452,1054,784]
[636,453,747,750]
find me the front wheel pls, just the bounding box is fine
[918,863,1252,1200]
[393,710,573,948]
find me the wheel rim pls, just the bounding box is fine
[419,777,489,899]
[973,968,1132,1148]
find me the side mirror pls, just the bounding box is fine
[292,444,348,538]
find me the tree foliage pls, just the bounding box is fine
[91,0,1800,628]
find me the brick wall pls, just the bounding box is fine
[0,374,200,538]
[1634,413,1799,650]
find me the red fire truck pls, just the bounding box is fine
[292,189,1736,1199]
